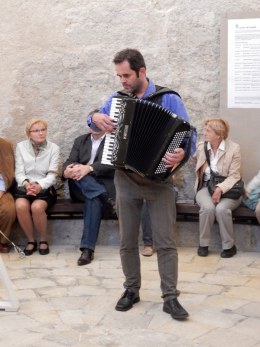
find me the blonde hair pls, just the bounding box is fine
[26,118,48,137]
[205,118,229,140]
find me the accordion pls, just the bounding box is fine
[101,96,193,180]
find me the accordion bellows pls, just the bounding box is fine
[101,96,193,180]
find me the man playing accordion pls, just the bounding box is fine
[87,48,196,320]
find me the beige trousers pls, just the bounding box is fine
[196,187,242,249]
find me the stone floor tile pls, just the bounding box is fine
[247,278,260,289]
[55,276,78,287]
[67,284,108,297]
[178,271,204,283]
[231,317,260,340]
[235,302,260,318]
[20,298,55,312]
[202,293,249,310]
[27,310,63,325]
[226,286,260,302]
[0,313,39,332]
[189,307,245,328]
[179,262,220,274]
[0,331,44,347]
[81,328,181,347]
[195,327,259,347]
[101,278,126,290]
[201,272,250,286]
[16,288,38,301]
[36,286,68,298]
[58,310,88,325]
[180,281,223,295]
[14,277,57,290]
[150,312,215,340]
[41,329,82,346]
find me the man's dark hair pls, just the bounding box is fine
[113,48,146,76]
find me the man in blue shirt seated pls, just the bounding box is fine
[87,48,196,320]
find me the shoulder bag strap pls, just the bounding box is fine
[204,141,210,165]
[204,141,214,175]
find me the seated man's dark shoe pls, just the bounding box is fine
[163,298,189,320]
[115,289,140,311]
[23,241,37,256]
[220,245,237,258]
[77,248,94,266]
[197,246,208,257]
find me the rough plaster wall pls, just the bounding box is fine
[1,0,260,200]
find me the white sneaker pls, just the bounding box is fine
[141,245,154,257]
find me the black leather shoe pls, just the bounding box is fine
[39,241,49,255]
[197,246,208,257]
[163,298,189,320]
[24,241,37,256]
[220,245,237,258]
[115,289,140,311]
[77,248,94,266]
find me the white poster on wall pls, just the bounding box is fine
[228,17,260,108]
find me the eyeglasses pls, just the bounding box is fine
[30,128,47,133]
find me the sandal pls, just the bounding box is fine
[39,241,49,255]
[24,241,37,256]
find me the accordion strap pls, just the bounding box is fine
[117,85,181,101]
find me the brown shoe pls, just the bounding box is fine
[141,245,154,257]
[77,248,94,266]
[0,243,10,253]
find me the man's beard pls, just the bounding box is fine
[124,80,142,95]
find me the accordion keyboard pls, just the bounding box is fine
[101,97,121,165]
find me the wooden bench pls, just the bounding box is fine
[47,199,258,224]
[46,198,117,220]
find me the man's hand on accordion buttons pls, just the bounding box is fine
[92,113,114,133]
[163,148,185,169]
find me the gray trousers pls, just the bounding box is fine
[195,187,242,249]
[114,170,179,301]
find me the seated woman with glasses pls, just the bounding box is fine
[194,118,242,258]
[15,118,60,256]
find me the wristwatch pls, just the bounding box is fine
[89,165,94,173]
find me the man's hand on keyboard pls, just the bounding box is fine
[92,113,114,133]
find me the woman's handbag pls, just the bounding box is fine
[243,187,260,210]
[204,142,244,200]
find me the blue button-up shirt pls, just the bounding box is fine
[88,79,196,154]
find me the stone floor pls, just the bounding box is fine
[0,245,260,347]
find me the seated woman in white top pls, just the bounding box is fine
[15,118,60,256]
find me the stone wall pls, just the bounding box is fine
[1,0,260,200]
